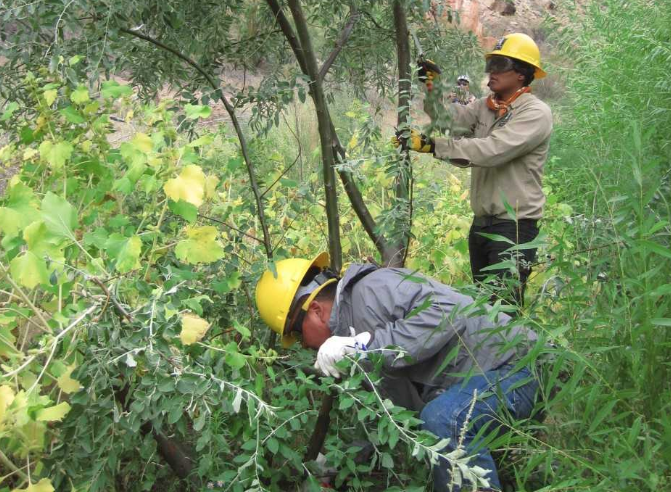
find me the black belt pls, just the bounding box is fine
[472,216,538,227]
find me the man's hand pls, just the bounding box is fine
[314,330,371,378]
[392,129,435,153]
[418,59,441,91]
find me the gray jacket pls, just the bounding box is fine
[329,264,539,411]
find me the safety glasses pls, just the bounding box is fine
[485,55,515,74]
[457,80,469,87]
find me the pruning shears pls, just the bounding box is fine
[410,28,441,91]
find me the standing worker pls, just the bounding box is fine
[449,75,477,105]
[256,253,544,492]
[397,33,553,309]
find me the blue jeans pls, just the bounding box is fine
[420,364,539,491]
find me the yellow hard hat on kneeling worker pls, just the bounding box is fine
[255,253,336,348]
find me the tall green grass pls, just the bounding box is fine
[509,0,671,489]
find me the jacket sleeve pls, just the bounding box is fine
[362,279,462,369]
[433,103,552,168]
[423,93,481,135]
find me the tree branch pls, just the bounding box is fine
[318,7,360,82]
[265,0,391,262]
[287,0,342,272]
[118,27,274,262]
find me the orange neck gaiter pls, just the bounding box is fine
[486,86,531,119]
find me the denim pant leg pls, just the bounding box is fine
[420,365,539,492]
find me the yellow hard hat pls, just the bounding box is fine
[486,33,546,79]
[255,253,335,348]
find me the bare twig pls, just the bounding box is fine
[197,213,264,244]
[318,6,360,82]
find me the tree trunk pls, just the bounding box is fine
[388,0,413,268]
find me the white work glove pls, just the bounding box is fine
[314,328,371,378]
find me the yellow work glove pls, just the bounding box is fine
[417,59,442,91]
[392,129,435,153]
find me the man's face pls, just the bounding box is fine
[297,300,333,350]
[486,56,525,94]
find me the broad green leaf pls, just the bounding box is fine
[175,226,224,264]
[168,199,197,223]
[163,165,206,207]
[57,366,82,394]
[11,478,55,492]
[0,181,40,237]
[24,221,65,261]
[59,106,85,124]
[105,234,142,273]
[233,320,251,339]
[184,104,212,119]
[39,140,73,170]
[179,312,211,345]
[70,85,89,104]
[41,192,78,238]
[0,325,17,358]
[10,251,49,288]
[225,349,246,370]
[101,80,132,98]
[1,101,19,121]
[36,402,71,422]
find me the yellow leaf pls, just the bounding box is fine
[0,385,15,423]
[179,313,211,345]
[205,175,219,199]
[36,402,71,422]
[175,226,224,264]
[131,133,153,153]
[43,89,57,106]
[348,133,358,150]
[23,148,38,160]
[163,165,206,207]
[459,190,469,202]
[57,366,82,394]
[11,478,55,492]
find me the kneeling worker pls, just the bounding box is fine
[256,253,543,492]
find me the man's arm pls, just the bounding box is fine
[434,103,553,168]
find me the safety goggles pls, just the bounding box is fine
[485,55,515,74]
[286,270,338,335]
[457,80,469,86]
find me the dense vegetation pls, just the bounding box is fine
[0,0,669,490]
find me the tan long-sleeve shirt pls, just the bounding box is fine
[427,92,553,220]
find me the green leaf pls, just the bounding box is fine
[475,232,514,244]
[41,192,78,239]
[101,80,132,98]
[70,85,89,104]
[1,101,19,121]
[651,318,671,327]
[10,251,49,288]
[267,437,280,454]
[59,106,85,124]
[169,199,198,224]
[0,182,40,237]
[232,320,251,339]
[224,346,246,370]
[184,104,212,119]
[500,191,517,220]
[105,234,142,273]
[39,140,73,170]
[175,226,224,264]
[23,220,65,261]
